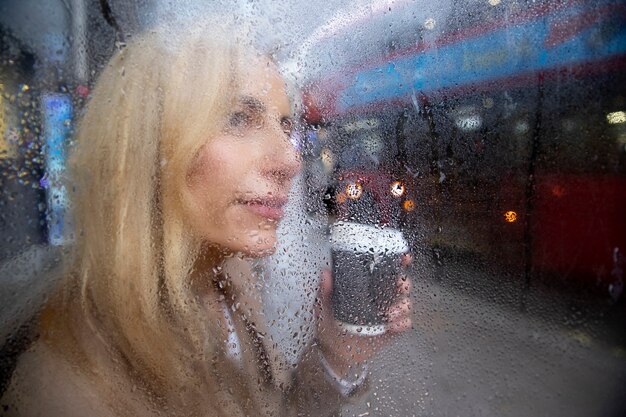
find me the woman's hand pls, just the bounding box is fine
[315,254,413,378]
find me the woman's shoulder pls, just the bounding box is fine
[1,340,115,417]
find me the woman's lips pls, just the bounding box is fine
[238,197,287,221]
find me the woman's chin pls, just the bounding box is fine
[245,245,277,258]
[236,230,278,258]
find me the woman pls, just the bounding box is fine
[1,21,411,417]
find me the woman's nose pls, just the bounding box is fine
[263,121,302,183]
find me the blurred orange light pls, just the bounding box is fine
[336,192,347,204]
[504,211,517,223]
[403,199,416,212]
[346,182,363,200]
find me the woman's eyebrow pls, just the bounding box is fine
[238,96,266,113]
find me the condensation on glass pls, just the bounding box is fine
[0,1,625,416]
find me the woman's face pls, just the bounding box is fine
[186,58,301,256]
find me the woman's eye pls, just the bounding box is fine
[281,117,294,135]
[228,111,252,128]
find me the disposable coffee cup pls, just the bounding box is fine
[330,221,409,336]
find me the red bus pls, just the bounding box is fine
[302,0,626,295]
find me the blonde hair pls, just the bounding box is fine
[48,22,254,411]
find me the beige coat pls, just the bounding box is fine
[0,252,367,417]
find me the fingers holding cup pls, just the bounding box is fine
[386,276,412,334]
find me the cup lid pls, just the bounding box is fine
[330,221,409,254]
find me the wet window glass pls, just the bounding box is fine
[1,1,625,416]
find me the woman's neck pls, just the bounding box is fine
[188,245,220,293]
